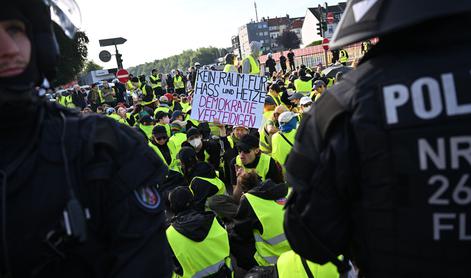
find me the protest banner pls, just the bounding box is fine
[190,70,268,129]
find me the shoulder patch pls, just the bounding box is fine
[275,197,287,205]
[134,186,161,211]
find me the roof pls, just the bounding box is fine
[267,17,290,26]
[290,19,304,29]
[308,3,347,20]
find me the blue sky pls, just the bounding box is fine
[79,0,341,68]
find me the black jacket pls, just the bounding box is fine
[229,180,288,270]
[0,98,172,277]
[71,90,87,109]
[187,162,220,211]
[284,16,471,278]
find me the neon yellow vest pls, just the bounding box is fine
[166,217,232,278]
[244,193,291,266]
[149,75,162,89]
[339,50,348,63]
[107,113,127,125]
[223,64,237,73]
[244,54,260,75]
[277,251,339,278]
[294,79,313,94]
[154,106,171,117]
[181,102,191,113]
[271,129,296,166]
[174,76,185,90]
[149,140,179,171]
[267,92,282,107]
[235,153,271,181]
[169,133,187,155]
[190,176,227,197]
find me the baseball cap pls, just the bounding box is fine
[300,96,313,106]
[288,92,304,100]
[278,111,296,124]
[313,80,325,90]
[236,135,259,152]
[171,110,184,122]
[152,125,168,136]
[159,96,169,103]
[187,127,201,139]
[264,96,276,105]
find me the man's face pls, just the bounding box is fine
[317,85,326,94]
[233,127,248,140]
[0,20,31,78]
[117,107,126,117]
[239,148,258,165]
[160,116,170,124]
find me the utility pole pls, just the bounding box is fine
[254,1,259,22]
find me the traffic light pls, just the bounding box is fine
[322,22,328,32]
[116,53,123,69]
[316,22,323,37]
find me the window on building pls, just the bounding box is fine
[264,31,268,36]
[260,40,264,43]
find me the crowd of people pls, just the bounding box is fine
[45,44,352,277]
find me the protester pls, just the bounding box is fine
[166,186,233,277]
[271,111,298,166]
[287,48,295,71]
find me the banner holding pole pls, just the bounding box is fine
[190,70,268,129]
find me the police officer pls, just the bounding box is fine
[284,1,471,277]
[0,1,172,277]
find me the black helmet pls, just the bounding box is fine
[0,0,81,90]
[330,0,471,49]
[224,53,235,65]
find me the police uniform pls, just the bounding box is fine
[0,102,172,277]
[0,2,172,276]
[284,1,471,277]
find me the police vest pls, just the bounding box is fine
[236,153,271,181]
[148,140,179,172]
[190,176,227,197]
[245,193,291,266]
[244,55,260,75]
[149,75,162,89]
[174,76,185,90]
[58,95,75,108]
[277,251,339,278]
[166,217,232,278]
[271,129,296,166]
[294,79,313,95]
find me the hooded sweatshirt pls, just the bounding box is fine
[187,162,222,211]
[169,210,219,275]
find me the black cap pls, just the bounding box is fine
[236,135,259,152]
[264,96,276,105]
[131,77,139,83]
[139,115,154,124]
[168,186,194,214]
[171,110,184,122]
[152,125,167,136]
[187,127,201,138]
[288,92,304,100]
[155,111,169,121]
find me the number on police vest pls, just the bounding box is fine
[428,174,471,205]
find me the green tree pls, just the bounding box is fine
[53,29,89,86]
[82,60,103,74]
[277,31,301,50]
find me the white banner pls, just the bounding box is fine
[190,70,268,129]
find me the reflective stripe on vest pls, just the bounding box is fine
[244,193,291,266]
[235,153,271,181]
[277,251,339,278]
[149,75,162,88]
[166,217,231,278]
[294,79,313,94]
[244,55,260,75]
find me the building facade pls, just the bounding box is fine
[301,3,346,47]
